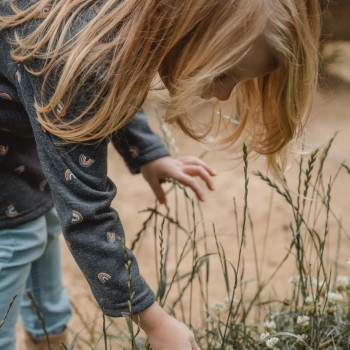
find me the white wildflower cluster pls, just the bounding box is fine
[288,276,327,290]
[207,315,219,324]
[260,332,270,341]
[266,337,279,348]
[211,301,227,312]
[260,332,280,349]
[288,276,317,286]
[296,333,308,343]
[288,276,300,285]
[335,276,350,291]
[297,315,310,327]
[264,320,277,331]
[305,294,315,304]
[327,292,343,303]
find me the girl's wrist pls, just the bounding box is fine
[132,302,169,333]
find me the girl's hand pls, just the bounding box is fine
[140,156,216,204]
[133,302,200,350]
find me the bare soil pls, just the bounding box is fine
[16,75,350,350]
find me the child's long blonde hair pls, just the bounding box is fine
[0,0,320,169]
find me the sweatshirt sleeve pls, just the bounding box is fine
[15,65,155,317]
[112,109,170,174]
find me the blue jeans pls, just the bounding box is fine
[0,208,72,350]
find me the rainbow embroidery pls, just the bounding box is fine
[15,70,21,83]
[5,204,19,218]
[106,232,116,243]
[98,272,111,284]
[0,93,12,101]
[72,210,83,224]
[129,146,139,159]
[14,165,25,173]
[37,4,51,18]
[0,145,9,156]
[65,169,76,181]
[39,179,48,192]
[79,154,95,168]
[55,101,66,117]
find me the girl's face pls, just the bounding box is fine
[205,35,276,101]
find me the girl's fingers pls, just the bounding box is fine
[178,156,217,176]
[182,165,214,190]
[149,180,166,204]
[175,174,205,201]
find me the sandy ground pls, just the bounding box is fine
[16,59,350,349]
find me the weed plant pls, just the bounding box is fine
[2,119,350,350]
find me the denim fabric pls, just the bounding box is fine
[0,208,72,350]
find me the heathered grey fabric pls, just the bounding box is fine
[0,1,170,316]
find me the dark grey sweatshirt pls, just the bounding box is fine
[0,1,170,316]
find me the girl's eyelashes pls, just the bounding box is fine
[213,74,228,87]
[216,74,227,81]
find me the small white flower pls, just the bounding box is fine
[305,295,314,304]
[297,315,310,327]
[207,315,219,324]
[266,337,279,348]
[264,320,277,330]
[211,301,227,312]
[336,276,350,289]
[260,332,270,341]
[296,334,308,342]
[327,292,343,302]
[288,276,300,285]
[311,278,319,286]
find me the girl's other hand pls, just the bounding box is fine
[133,302,200,350]
[140,156,216,204]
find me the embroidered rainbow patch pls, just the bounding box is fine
[72,210,83,224]
[106,232,116,243]
[65,169,76,181]
[55,101,66,117]
[5,204,19,218]
[79,154,95,168]
[14,165,25,173]
[37,4,51,18]
[98,272,111,284]
[39,179,48,192]
[0,145,9,156]
[0,93,12,101]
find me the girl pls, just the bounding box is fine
[0,0,320,349]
